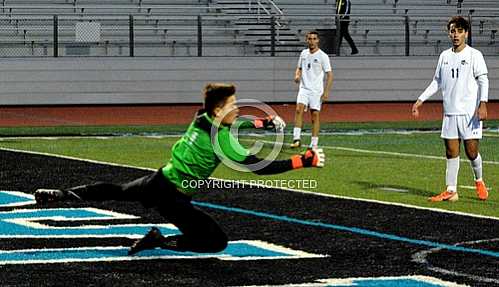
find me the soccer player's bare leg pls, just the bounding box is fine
[310,110,320,149]
[291,103,306,148]
[464,139,488,200]
[430,139,461,201]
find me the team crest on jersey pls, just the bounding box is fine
[461,60,468,65]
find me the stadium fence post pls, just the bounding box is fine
[405,11,410,56]
[53,15,58,57]
[270,16,275,56]
[335,14,341,56]
[467,10,474,46]
[198,15,203,57]
[129,14,134,57]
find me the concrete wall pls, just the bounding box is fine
[0,56,497,105]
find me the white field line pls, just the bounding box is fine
[1,146,498,222]
[0,135,183,141]
[0,147,154,171]
[2,134,497,165]
[483,133,499,138]
[252,139,499,165]
[331,146,499,165]
[412,238,499,285]
[216,177,499,222]
[1,128,498,140]
[0,129,496,165]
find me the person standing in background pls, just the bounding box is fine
[291,31,333,150]
[412,16,489,202]
[336,0,359,55]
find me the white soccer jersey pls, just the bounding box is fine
[297,48,332,96]
[419,45,488,116]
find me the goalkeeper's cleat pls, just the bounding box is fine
[35,188,82,204]
[429,190,459,202]
[128,227,166,255]
[290,139,301,148]
[35,189,65,204]
[475,180,488,201]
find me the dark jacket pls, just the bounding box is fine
[336,0,351,20]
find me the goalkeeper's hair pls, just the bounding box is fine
[203,83,236,117]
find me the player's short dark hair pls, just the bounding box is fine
[305,31,319,38]
[447,16,469,32]
[203,83,236,117]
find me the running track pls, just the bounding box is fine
[1,102,498,127]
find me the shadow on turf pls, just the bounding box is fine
[353,181,434,197]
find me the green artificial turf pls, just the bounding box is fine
[1,123,497,217]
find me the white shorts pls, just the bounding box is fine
[441,114,482,140]
[296,90,322,111]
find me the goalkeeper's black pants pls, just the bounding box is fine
[65,169,228,253]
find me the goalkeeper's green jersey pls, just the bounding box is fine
[162,110,254,193]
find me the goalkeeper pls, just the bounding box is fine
[35,83,325,255]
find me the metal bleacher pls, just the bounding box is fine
[0,0,254,56]
[213,0,498,56]
[348,0,499,56]
[0,0,496,57]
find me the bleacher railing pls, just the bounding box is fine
[0,10,496,57]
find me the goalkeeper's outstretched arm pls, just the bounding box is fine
[239,148,325,175]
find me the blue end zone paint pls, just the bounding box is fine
[0,191,35,207]
[0,191,323,264]
[0,241,320,264]
[192,201,499,259]
[0,208,180,237]
[238,276,466,287]
[338,278,445,287]
[0,208,118,220]
[1,190,497,263]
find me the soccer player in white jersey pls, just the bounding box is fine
[412,16,489,202]
[291,31,334,149]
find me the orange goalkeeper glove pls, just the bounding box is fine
[254,115,286,132]
[290,148,325,169]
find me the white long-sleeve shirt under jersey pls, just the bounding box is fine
[418,45,488,116]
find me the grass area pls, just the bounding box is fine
[1,124,498,217]
[1,120,497,136]
[0,125,190,137]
